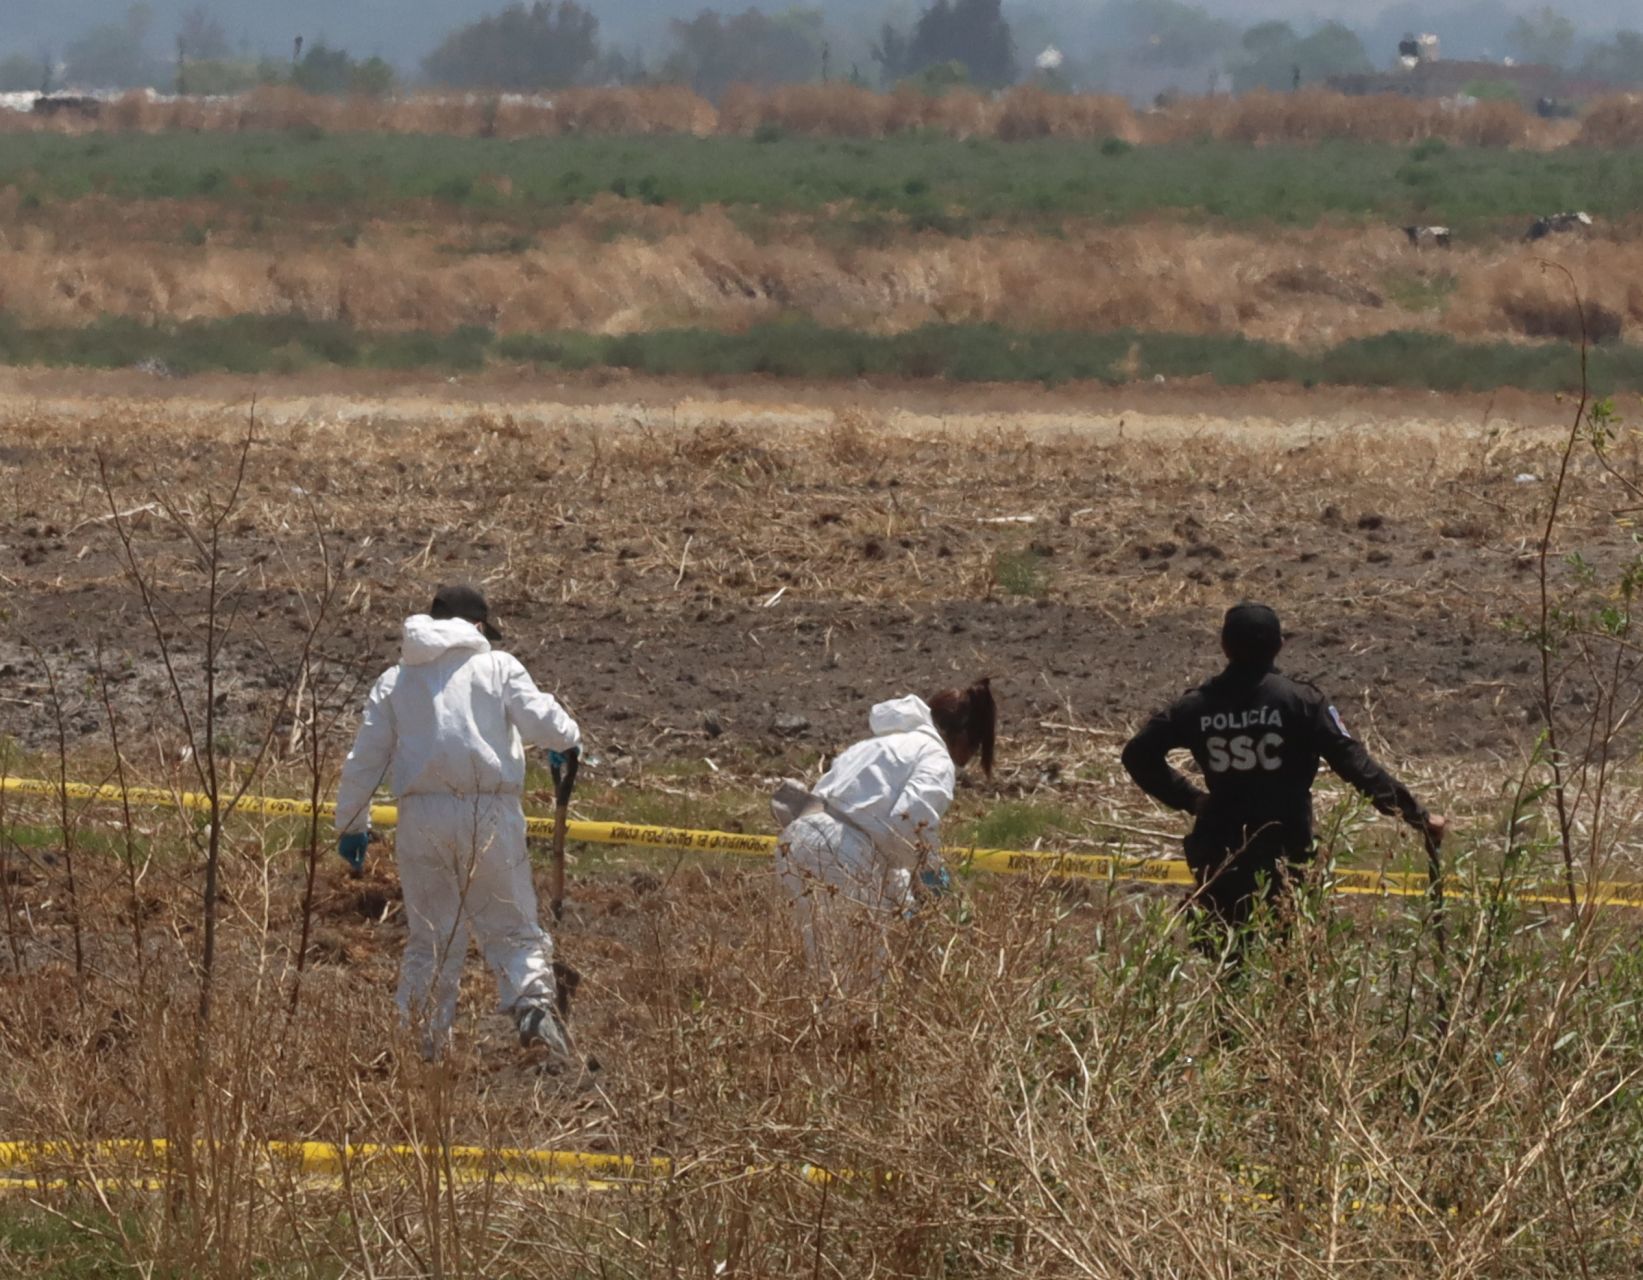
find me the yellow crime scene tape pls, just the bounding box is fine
[0,1140,1593,1233]
[0,1139,836,1195]
[4,778,1640,1232]
[3,775,1643,909]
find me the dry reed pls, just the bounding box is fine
[1575,93,1643,147]
[0,86,719,139]
[1137,88,1539,147]
[0,85,1566,147]
[3,211,1640,347]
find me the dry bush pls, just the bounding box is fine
[0,87,721,139]
[1139,90,1534,147]
[1444,246,1643,343]
[0,216,1473,342]
[1497,289,1624,343]
[720,84,894,137]
[1576,93,1643,147]
[994,86,1138,141]
[884,84,993,138]
[0,87,1579,147]
[721,84,1140,142]
[545,86,718,137]
[821,407,892,468]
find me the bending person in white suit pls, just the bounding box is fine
[774,678,996,997]
[335,584,582,1066]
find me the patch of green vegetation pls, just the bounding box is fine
[1,818,155,862]
[957,801,1079,850]
[993,546,1053,598]
[574,783,761,836]
[0,132,1641,230]
[0,1207,132,1279]
[1381,270,1459,313]
[3,314,1643,395]
[1462,79,1524,104]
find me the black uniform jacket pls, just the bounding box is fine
[1121,664,1427,862]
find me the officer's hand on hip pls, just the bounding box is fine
[338,831,370,876]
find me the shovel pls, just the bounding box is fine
[1424,817,1447,961]
[549,747,580,923]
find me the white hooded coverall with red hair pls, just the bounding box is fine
[776,695,956,991]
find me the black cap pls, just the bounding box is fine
[429,583,502,643]
[1221,602,1282,666]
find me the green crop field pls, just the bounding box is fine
[3,131,1641,230]
[9,314,1643,394]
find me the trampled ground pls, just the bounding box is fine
[0,370,1613,779]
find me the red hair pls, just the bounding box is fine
[929,677,996,777]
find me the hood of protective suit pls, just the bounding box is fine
[335,617,581,831]
[801,694,955,866]
[867,695,937,738]
[400,614,491,666]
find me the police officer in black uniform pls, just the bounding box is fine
[1122,603,1447,946]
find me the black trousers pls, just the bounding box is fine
[1182,818,1312,937]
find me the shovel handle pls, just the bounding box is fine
[549,748,580,922]
[1424,821,1447,959]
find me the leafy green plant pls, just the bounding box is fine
[993,545,1051,597]
[1383,270,1459,313]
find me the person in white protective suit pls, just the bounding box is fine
[335,584,583,1067]
[773,678,996,995]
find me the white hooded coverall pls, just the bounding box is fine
[336,616,581,1043]
[776,696,956,990]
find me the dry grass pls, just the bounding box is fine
[2,207,1640,347]
[1,387,1631,779]
[0,85,1578,147]
[1,387,1642,1275]
[1140,88,1545,148]
[1575,93,1643,147]
[0,86,721,139]
[0,780,1639,1277]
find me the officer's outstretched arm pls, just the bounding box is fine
[1121,709,1207,815]
[1313,698,1428,829]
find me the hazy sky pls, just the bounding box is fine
[4,0,1630,71]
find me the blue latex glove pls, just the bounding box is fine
[918,866,953,897]
[338,831,370,875]
[548,750,568,772]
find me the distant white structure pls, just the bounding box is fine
[1398,31,1441,69]
[1035,46,1064,72]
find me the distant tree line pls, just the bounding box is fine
[7,0,1643,102]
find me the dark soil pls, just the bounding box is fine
[0,377,1622,777]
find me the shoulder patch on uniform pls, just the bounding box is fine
[1327,705,1352,739]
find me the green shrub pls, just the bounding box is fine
[993,545,1052,597]
[960,800,1077,849]
[1462,79,1522,104]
